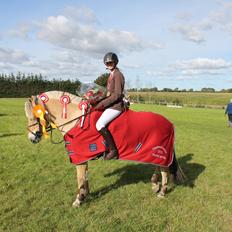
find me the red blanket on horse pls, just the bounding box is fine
[64,109,174,167]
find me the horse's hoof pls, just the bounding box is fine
[152,183,160,193]
[157,192,166,199]
[72,198,82,208]
[157,186,167,199]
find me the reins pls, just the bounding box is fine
[48,109,92,144]
[27,106,93,144]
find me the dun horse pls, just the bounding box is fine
[24,91,186,207]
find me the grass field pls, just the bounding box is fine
[128,92,232,107]
[0,98,232,232]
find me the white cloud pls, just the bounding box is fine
[209,2,232,24]
[146,58,232,81]
[174,58,232,70]
[1,5,164,80]
[171,24,205,44]
[123,64,141,69]
[0,62,15,70]
[176,12,193,21]
[7,23,31,39]
[209,3,232,34]
[0,45,103,80]
[181,69,222,76]
[63,6,98,24]
[0,47,30,64]
[171,58,232,80]
[35,12,163,56]
[171,1,232,44]
[146,68,177,79]
[198,19,213,31]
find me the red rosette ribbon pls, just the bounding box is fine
[85,90,94,99]
[78,101,88,111]
[78,101,88,128]
[60,95,70,119]
[39,93,49,103]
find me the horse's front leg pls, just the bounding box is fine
[72,162,89,207]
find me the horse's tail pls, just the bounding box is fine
[169,150,187,184]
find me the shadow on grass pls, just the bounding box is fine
[0,113,23,117]
[89,164,154,201]
[178,153,206,188]
[89,153,205,201]
[0,133,23,138]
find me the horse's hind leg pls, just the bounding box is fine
[157,167,168,198]
[72,162,89,207]
[151,166,160,193]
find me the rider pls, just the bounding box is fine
[94,52,125,160]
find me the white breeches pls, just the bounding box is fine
[96,108,121,131]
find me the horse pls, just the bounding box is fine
[24,91,186,207]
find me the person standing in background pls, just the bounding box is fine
[225,99,232,127]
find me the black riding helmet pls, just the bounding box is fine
[103,52,119,65]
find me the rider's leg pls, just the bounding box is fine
[96,108,121,160]
[99,127,118,160]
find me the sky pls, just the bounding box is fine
[0,0,232,90]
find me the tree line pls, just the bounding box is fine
[0,73,81,97]
[0,72,110,98]
[128,87,232,93]
[0,72,232,97]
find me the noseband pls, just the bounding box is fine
[27,100,56,142]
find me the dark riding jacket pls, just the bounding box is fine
[96,68,125,111]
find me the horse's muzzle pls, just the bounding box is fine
[29,131,42,144]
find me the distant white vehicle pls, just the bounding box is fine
[167,104,183,108]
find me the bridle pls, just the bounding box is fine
[27,96,92,144]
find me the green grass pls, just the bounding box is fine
[129,92,232,107]
[0,98,232,231]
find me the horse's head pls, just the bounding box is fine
[25,91,85,144]
[24,96,48,144]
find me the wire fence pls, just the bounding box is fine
[131,100,225,109]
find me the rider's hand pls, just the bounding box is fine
[94,103,104,111]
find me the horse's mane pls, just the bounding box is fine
[44,91,82,104]
[24,91,82,119]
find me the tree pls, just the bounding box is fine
[0,72,81,97]
[201,88,215,92]
[94,73,110,87]
[162,88,173,92]
[151,87,158,92]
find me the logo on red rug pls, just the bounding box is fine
[151,146,167,160]
[89,143,97,152]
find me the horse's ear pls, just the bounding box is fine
[25,98,34,118]
[30,96,36,106]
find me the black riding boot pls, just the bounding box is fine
[99,127,118,160]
